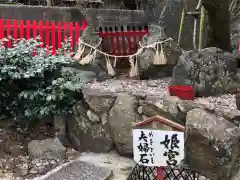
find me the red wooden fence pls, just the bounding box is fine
[0,19,87,54]
[0,19,148,56]
[98,26,148,56]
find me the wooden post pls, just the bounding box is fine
[157,167,164,180]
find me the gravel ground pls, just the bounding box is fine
[86,78,237,109]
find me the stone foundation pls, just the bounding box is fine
[63,78,240,179]
[66,79,239,155]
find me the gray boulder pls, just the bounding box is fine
[138,24,182,79]
[108,93,141,155]
[68,101,113,153]
[82,88,117,114]
[185,108,240,180]
[142,95,188,125]
[171,47,238,96]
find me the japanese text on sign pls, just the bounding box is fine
[132,129,184,167]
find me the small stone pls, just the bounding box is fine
[35,162,42,167]
[22,163,28,169]
[14,162,29,177]
[43,161,49,166]
[38,165,51,175]
[50,160,56,165]
[137,106,143,114]
[86,110,100,122]
[29,168,38,174]
[147,81,158,87]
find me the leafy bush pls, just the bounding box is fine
[0,37,86,121]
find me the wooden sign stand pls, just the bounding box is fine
[132,115,185,180]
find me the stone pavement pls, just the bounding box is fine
[43,161,112,180]
[37,151,135,180]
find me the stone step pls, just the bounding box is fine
[43,161,112,180]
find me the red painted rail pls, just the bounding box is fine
[0,19,87,54]
[0,19,148,56]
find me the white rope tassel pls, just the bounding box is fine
[105,55,115,76]
[79,49,94,65]
[129,56,138,77]
[159,43,167,65]
[113,57,117,67]
[74,43,85,60]
[134,57,139,76]
[153,44,161,65]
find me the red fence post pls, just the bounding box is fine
[45,21,50,52]
[157,167,164,180]
[127,29,132,55]
[13,20,18,44]
[39,20,43,49]
[69,22,73,52]
[57,21,62,50]
[6,19,11,48]
[133,28,137,54]
[75,22,79,49]
[115,29,121,56]
[51,21,56,54]
[63,22,67,46]
[26,20,31,40]
[19,20,24,40]
[120,28,127,56]
[0,19,4,40]
[32,20,37,40]
[109,28,116,55]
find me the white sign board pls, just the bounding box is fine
[132,129,184,167]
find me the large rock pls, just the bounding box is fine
[142,95,188,125]
[108,93,141,155]
[68,101,113,153]
[138,25,182,79]
[82,88,117,114]
[171,47,238,96]
[214,106,240,126]
[185,108,240,180]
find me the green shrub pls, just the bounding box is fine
[0,37,86,121]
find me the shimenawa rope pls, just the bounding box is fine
[74,37,173,77]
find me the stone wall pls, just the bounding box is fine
[0,4,196,50]
[0,4,146,27]
[68,87,239,148]
[0,4,85,22]
[66,86,240,179]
